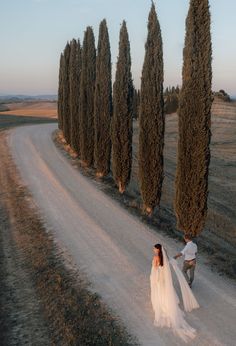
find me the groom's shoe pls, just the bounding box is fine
[189,283,192,289]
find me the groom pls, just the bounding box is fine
[174,234,198,288]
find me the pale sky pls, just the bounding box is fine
[1,0,236,97]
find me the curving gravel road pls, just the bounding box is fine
[8,124,236,346]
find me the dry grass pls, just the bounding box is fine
[0,101,58,131]
[1,101,57,118]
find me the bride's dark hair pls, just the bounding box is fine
[154,244,164,266]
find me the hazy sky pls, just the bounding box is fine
[1,0,236,96]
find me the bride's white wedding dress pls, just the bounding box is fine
[150,248,199,342]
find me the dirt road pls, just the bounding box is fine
[9,124,236,346]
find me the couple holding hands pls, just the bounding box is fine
[150,235,199,342]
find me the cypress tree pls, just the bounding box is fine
[79,27,96,166]
[111,21,133,193]
[174,0,212,236]
[138,2,164,214]
[58,53,64,131]
[62,42,71,144]
[94,19,112,177]
[69,39,82,154]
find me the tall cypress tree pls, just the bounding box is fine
[94,19,112,177]
[139,2,164,214]
[111,21,133,193]
[79,27,96,166]
[62,42,71,144]
[69,39,82,154]
[174,0,212,236]
[58,53,64,131]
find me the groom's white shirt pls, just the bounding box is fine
[181,241,197,260]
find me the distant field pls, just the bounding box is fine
[0,101,57,129]
[0,101,57,118]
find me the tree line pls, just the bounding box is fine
[58,0,212,237]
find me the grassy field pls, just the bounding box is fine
[0,100,57,117]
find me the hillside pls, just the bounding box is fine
[212,96,236,119]
[131,97,236,253]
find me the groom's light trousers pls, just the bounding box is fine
[182,259,196,285]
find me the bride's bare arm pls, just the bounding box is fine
[153,255,160,268]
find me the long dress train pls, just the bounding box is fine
[150,248,199,342]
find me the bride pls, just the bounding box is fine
[150,243,199,342]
